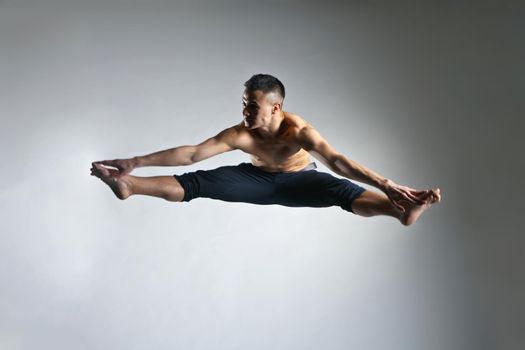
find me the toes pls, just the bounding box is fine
[419,188,441,204]
[431,188,441,202]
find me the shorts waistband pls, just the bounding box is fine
[300,162,317,171]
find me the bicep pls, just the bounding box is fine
[191,127,237,163]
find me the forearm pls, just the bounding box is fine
[134,145,196,167]
[330,154,389,191]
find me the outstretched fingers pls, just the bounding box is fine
[93,159,118,168]
[406,189,428,204]
[409,189,441,205]
[91,162,123,180]
[92,158,136,175]
[399,190,420,203]
[388,187,434,212]
[91,162,107,177]
[391,199,406,212]
[393,186,425,205]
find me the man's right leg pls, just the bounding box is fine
[91,163,184,201]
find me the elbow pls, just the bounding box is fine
[188,147,207,165]
[183,158,195,166]
[187,158,196,166]
[329,154,349,174]
[187,153,197,165]
[328,153,345,168]
[181,146,197,165]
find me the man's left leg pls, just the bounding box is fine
[351,189,440,226]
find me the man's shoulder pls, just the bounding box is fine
[223,122,254,147]
[283,112,313,137]
[229,122,250,137]
[221,122,248,135]
[284,111,307,125]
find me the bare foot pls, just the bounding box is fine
[91,163,133,200]
[400,188,441,226]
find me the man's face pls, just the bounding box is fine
[241,89,278,129]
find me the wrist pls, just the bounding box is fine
[378,178,392,192]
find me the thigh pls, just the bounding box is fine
[175,163,277,204]
[274,170,366,212]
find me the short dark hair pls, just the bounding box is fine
[244,74,285,100]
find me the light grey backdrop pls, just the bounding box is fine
[1,1,523,349]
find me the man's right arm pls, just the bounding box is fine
[95,126,239,174]
[136,126,238,167]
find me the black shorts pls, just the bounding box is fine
[173,162,366,213]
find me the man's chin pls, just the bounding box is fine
[243,120,257,129]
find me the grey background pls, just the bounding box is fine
[1,0,523,349]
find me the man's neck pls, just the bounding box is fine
[255,111,286,139]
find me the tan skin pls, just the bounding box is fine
[91,89,440,226]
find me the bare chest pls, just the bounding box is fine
[239,133,310,171]
[254,139,300,160]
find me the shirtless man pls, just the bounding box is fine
[91,74,440,226]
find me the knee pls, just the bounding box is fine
[350,191,373,216]
[162,186,184,202]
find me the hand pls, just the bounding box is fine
[382,179,428,212]
[92,157,137,175]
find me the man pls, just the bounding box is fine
[91,74,440,226]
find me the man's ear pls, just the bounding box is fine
[272,102,282,114]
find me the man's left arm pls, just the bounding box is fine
[297,126,425,210]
